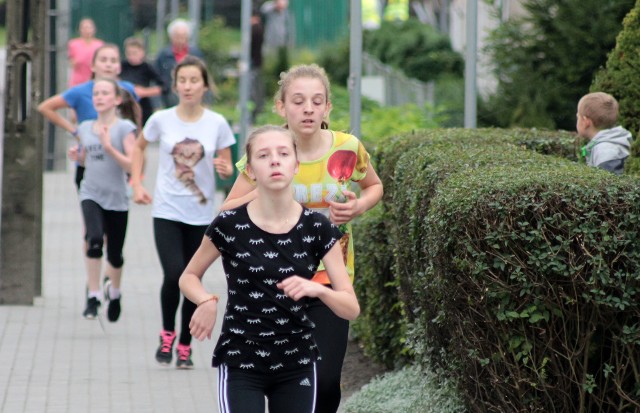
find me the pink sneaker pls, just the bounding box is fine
[176,343,194,369]
[155,330,176,365]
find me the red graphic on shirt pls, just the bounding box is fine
[326,150,355,264]
[327,150,356,202]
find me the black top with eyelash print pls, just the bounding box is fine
[206,203,343,373]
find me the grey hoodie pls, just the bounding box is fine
[585,126,632,175]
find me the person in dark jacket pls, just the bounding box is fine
[154,19,204,108]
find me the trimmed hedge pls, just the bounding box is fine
[354,128,640,412]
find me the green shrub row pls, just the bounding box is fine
[342,365,465,413]
[354,128,640,411]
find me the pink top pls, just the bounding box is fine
[67,38,104,86]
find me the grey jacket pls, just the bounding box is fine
[585,126,632,175]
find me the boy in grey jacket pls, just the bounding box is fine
[577,92,632,175]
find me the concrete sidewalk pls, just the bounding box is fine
[0,144,228,413]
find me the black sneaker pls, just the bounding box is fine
[155,330,176,365]
[83,297,100,320]
[107,297,121,322]
[176,344,194,369]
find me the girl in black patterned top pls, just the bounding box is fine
[179,125,360,413]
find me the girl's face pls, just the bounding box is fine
[92,80,121,113]
[276,77,331,136]
[92,47,121,79]
[247,131,298,190]
[175,65,207,105]
[79,19,96,39]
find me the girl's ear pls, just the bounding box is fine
[275,99,286,119]
[294,160,300,175]
[325,100,333,116]
[245,163,256,181]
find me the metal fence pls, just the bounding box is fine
[362,52,435,108]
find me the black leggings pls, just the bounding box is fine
[153,218,207,345]
[217,363,317,413]
[81,199,128,268]
[307,296,350,413]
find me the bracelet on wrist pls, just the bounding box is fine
[197,294,219,307]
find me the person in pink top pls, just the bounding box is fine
[67,18,105,86]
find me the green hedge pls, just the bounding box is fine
[354,128,640,411]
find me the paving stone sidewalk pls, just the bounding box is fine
[0,145,227,413]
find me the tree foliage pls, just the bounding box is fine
[317,18,463,86]
[482,0,635,130]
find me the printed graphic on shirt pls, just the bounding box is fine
[206,204,343,373]
[172,138,205,203]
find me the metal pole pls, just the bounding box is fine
[171,0,179,21]
[464,0,477,128]
[45,0,57,171]
[349,0,362,137]
[189,0,201,47]
[156,0,166,53]
[238,0,252,151]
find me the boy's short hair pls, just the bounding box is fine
[578,92,619,130]
[124,37,145,50]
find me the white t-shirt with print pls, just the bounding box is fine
[143,107,236,225]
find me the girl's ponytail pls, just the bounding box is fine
[118,89,142,131]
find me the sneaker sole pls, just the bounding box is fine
[103,277,112,301]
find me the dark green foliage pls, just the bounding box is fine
[357,128,640,411]
[352,205,411,369]
[482,0,635,131]
[424,164,640,412]
[317,18,463,87]
[363,20,463,83]
[591,0,640,174]
[198,16,240,84]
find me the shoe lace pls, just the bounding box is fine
[160,331,176,352]
[177,345,191,361]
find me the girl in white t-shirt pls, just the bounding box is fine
[130,55,236,369]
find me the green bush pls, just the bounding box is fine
[362,128,640,411]
[317,19,464,86]
[352,205,411,369]
[423,163,640,412]
[342,365,465,413]
[364,19,463,83]
[198,16,241,85]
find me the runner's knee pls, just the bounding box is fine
[86,237,103,258]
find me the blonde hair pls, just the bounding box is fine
[245,125,297,164]
[578,92,619,129]
[273,64,331,129]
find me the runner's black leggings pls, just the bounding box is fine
[153,218,207,345]
[217,363,317,413]
[307,296,350,413]
[81,199,127,268]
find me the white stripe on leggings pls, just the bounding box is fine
[217,364,230,413]
[312,362,317,411]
